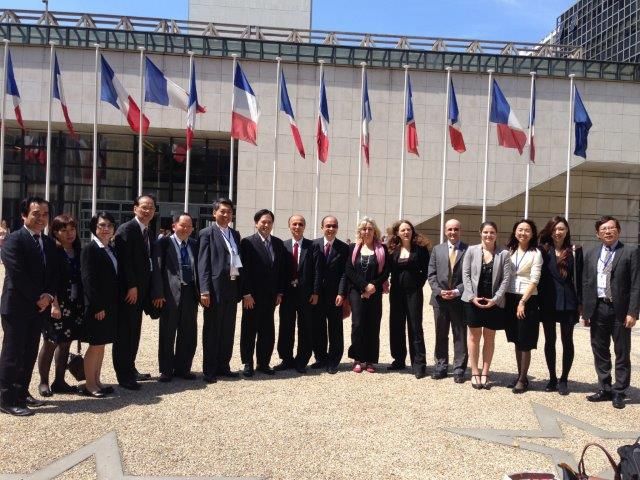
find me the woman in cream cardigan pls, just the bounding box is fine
[461,221,512,389]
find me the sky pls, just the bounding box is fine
[17,0,576,43]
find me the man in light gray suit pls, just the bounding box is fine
[427,219,468,382]
[151,213,199,382]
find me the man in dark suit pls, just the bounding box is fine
[582,215,639,409]
[198,198,243,384]
[426,219,468,382]
[274,215,321,374]
[239,209,287,377]
[0,197,58,416]
[311,215,348,374]
[151,213,199,383]
[113,194,158,390]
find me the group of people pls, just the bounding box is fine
[0,195,637,418]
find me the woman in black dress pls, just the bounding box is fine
[538,216,583,396]
[80,212,119,397]
[461,221,512,389]
[37,214,84,396]
[346,217,389,373]
[386,220,430,379]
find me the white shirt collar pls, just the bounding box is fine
[257,232,271,243]
[134,216,148,233]
[171,233,189,245]
[23,225,41,237]
[323,237,333,246]
[447,240,459,249]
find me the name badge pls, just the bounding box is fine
[149,257,153,272]
[515,278,522,292]
[597,272,607,289]
[232,251,243,268]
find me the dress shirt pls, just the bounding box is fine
[291,238,303,263]
[171,234,195,285]
[93,235,118,273]
[216,223,241,277]
[447,240,461,297]
[596,241,617,299]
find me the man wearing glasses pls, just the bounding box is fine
[582,215,639,409]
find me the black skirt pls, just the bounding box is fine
[463,302,506,330]
[504,293,540,351]
[81,305,117,346]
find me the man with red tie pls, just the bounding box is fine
[274,215,321,374]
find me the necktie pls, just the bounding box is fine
[603,246,613,299]
[448,245,457,288]
[292,242,299,280]
[33,234,45,264]
[264,238,274,263]
[180,242,193,284]
[324,242,331,260]
[143,227,150,256]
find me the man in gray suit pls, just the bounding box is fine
[582,215,639,409]
[151,213,199,382]
[427,219,468,382]
[198,198,243,383]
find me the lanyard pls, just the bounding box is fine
[220,228,237,254]
[599,247,614,269]
[514,250,528,272]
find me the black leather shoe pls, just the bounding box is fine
[414,368,427,379]
[25,395,46,407]
[431,371,447,380]
[257,365,275,375]
[39,383,53,397]
[273,361,293,371]
[218,370,240,379]
[118,381,141,391]
[158,373,173,383]
[310,361,325,370]
[558,380,569,396]
[587,390,612,402]
[453,374,465,384]
[243,364,255,377]
[0,405,33,416]
[612,393,626,409]
[176,372,197,380]
[512,378,529,394]
[79,387,106,398]
[327,365,339,374]
[387,362,406,371]
[51,381,78,394]
[295,366,307,374]
[544,379,558,392]
[99,386,115,395]
[135,371,152,381]
[203,375,217,384]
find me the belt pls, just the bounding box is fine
[598,297,613,305]
[230,275,238,281]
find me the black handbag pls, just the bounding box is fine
[618,437,640,480]
[67,340,85,381]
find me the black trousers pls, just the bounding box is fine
[113,301,144,384]
[432,298,468,375]
[277,287,313,368]
[312,294,344,367]
[158,284,198,376]
[0,313,43,407]
[240,296,276,367]
[389,287,426,367]
[590,300,632,394]
[348,290,382,363]
[202,281,239,376]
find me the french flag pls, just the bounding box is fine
[490,79,527,155]
[279,69,305,158]
[448,79,466,154]
[100,55,149,134]
[361,71,372,165]
[405,74,418,156]
[231,62,260,145]
[316,70,330,162]
[5,51,25,131]
[186,60,201,150]
[145,57,205,113]
[528,77,536,163]
[52,53,76,138]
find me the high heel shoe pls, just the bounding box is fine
[480,375,490,390]
[471,375,483,390]
[512,378,529,394]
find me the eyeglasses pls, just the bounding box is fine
[599,226,617,232]
[96,223,114,230]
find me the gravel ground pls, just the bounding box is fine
[0,265,638,479]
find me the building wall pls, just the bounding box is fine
[8,44,640,241]
[188,0,312,30]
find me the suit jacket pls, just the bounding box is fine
[538,245,583,312]
[427,241,468,305]
[461,244,512,309]
[114,218,155,302]
[282,238,321,299]
[81,240,119,317]
[345,243,390,294]
[197,224,241,305]
[313,237,348,302]
[0,227,58,316]
[582,241,640,321]
[152,235,199,310]
[389,245,430,292]
[240,233,287,302]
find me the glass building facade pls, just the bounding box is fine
[556,0,639,62]
[2,128,236,241]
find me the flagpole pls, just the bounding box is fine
[565,74,575,220]
[356,61,366,222]
[184,51,194,212]
[137,46,145,196]
[92,43,100,216]
[524,71,536,218]
[272,57,281,212]
[313,60,324,239]
[482,69,494,222]
[229,53,238,202]
[440,67,452,243]
[399,65,409,220]
[0,40,9,222]
[45,41,55,202]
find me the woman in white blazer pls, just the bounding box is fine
[461,221,512,389]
